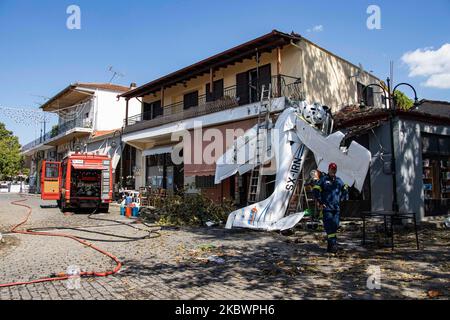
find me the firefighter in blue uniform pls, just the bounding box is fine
[312,163,349,253]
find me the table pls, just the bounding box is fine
[361,211,420,250]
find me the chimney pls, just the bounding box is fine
[130,82,137,89]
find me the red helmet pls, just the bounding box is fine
[329,163,337,170]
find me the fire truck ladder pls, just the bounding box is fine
[247,84,272,205]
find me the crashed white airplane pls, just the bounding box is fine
[214,100,371,231]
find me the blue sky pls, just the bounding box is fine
[0,0,449,145]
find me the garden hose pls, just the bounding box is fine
[0,195,125,288]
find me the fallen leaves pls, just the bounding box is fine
[427,290,441,298]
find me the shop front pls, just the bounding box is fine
[144,146,183,193]
[422,133,450,216]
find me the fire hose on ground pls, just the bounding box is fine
[0,195,160,288]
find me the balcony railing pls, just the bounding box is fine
[271,75,304,100]
[21,117,93,152]
[125,74,303,130]
[127,85,239,127]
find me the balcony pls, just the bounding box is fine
[125,75,302,133]
[21,117,93,153]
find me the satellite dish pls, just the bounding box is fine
[350,63,364,79]
[358,63,364,75]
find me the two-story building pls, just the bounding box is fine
[21,82,141,193]
[118,30,383,205]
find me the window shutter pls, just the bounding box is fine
[183,91,199,110]
[236,72,249,105]
[153,100,163,117]
[206,83,212,102]
[258,64,272,92]
[143,102,152,120]
[213,79,224,100]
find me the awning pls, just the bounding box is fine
[72,163,107,170]
[142,145,174,157]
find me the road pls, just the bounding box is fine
[0,193,448,300]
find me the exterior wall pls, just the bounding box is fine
[291,39,382,111]
[201,177,233,203]
[369,118,450,220]
[369,122,394,212]
[94,90,140,131]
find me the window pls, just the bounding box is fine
[236,64,271,105]
[195,176,215,189]
[45,163,59,179]
[183,91,198,110]
[142,100,162,120]
[145,153,181,191]
[357,82,374,107]
[206,79,224,102]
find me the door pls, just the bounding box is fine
[41,161,61,200]
[258,64,272,94]
[236,71,249,105]
[206,79,224,102]
[249,69,259,103]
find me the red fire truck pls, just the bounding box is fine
[41,153,113,213]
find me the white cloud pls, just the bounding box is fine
[423,74,450,89]
[307,25,324,33]
[401,43,450,89]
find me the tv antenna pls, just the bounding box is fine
[107,66,125,83]
[349,63,364,79]
[30,94,50,101]
[349,63,374,80]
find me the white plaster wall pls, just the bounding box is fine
[94,90,134,131]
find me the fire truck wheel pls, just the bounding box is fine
[60,201,68,213]
[98,204,109,213]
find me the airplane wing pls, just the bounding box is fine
[215,122,274,184]
[294,115,371,191]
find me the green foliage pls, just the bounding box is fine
[50,125,59,138]
[393,90,414,110]
[0,123,22,179]
[143,191,235,227]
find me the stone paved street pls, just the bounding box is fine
[0,193,448,300]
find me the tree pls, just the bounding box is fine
[393,90,414,110]
[0,122,22,180]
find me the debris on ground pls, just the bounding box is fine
[183,243,229,264]
[141,192,234,227]
[444,217,450,229]
[427,290,441,298]
[205,255,225,264]
[205,221,218,227]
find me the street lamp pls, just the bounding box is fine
[392,82,420,109]
[360,78,419,212]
